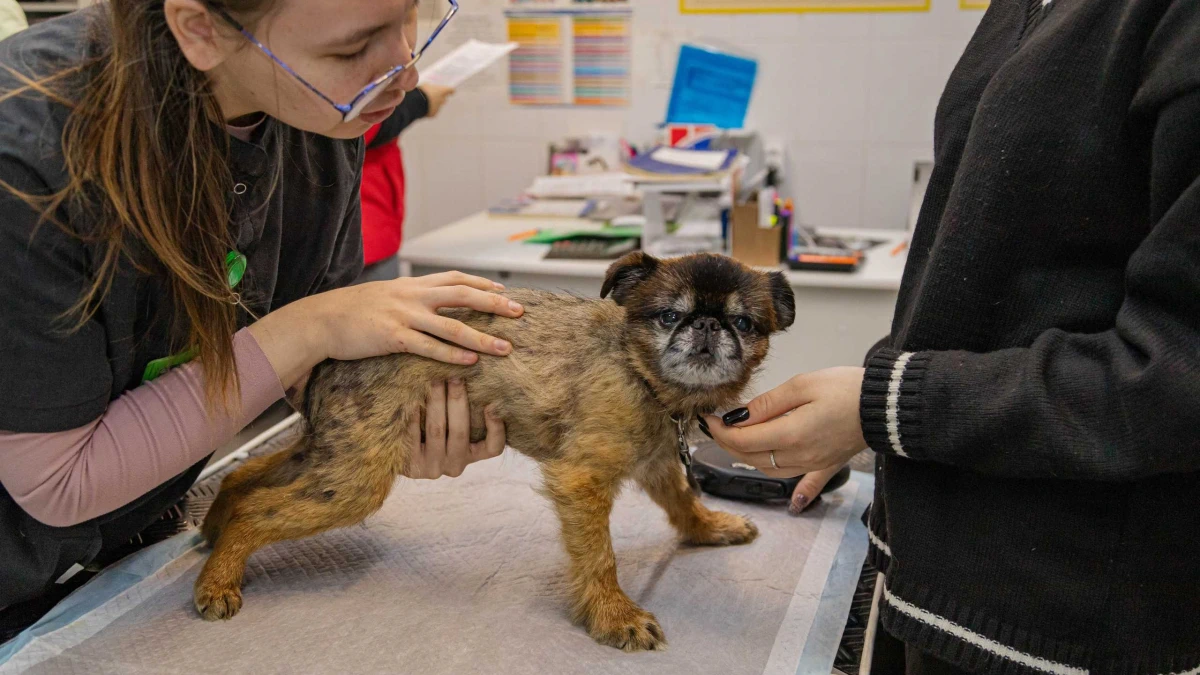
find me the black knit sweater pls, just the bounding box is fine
[858,0,1200,673]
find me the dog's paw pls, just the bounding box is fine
[194,583,243,621]
[685,511,758,547]
[586,604,667,652]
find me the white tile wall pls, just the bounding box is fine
[415,135,487,231]
[401,0,985,240]
[864,143,933,230]
[786,141,866,230]
[865,40,943,143]
[748,40,871,144]
[482,139,550,206]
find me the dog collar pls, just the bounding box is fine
[643,374,705,492]
[672,414,702,495]
[640,374,703,495]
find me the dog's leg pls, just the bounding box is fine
[194,467,395,621]
[200,442,297,546]
[195,413,410,621]
[194,485,287,622]
[637,454,758,547]
[541,460,666,652]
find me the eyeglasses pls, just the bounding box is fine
[212,0,459,123]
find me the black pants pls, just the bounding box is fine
[869,625,974,675]
[0,457,207,615]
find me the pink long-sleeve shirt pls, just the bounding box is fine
[0,329,284,527]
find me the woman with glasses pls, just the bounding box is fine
[0,0,508,622]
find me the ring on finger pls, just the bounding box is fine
[770,450,779,470]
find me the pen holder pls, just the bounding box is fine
[730,199,782,267]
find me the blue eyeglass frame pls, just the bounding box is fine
[211,0,459,122]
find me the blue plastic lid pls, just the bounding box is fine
[664,44,758,130]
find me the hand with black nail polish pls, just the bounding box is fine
[722,408,750,426]
[700,368,867,500]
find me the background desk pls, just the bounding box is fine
[400,213,907,395]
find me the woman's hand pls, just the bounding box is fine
[312,272,523,363]
[404,379,505,479]
[703,367,867,513]
[419,84,455,118]
[249,272,523,390]
[784,465,847,515]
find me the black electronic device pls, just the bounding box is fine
[690,441,852,503]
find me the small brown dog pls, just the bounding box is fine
[195,252,796,651]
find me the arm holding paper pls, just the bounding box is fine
[369,39,516,149]
[369,86,452,149]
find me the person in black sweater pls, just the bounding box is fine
[705,0,1200,673]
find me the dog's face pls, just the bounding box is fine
[601,252,796,393]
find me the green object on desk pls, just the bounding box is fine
[521,226,642,245]
[141,251,247,383]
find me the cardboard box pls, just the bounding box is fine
[730,200,782,267]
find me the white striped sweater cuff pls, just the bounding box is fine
[860,349,929,459]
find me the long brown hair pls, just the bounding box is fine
[0,0,274,408]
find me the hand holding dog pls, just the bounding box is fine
[404,380,505,480]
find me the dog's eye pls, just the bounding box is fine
[659,310,681,326]
[733,316,753,332]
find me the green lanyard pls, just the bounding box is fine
[141,251,247,383]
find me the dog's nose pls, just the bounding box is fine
[692,317,721,333]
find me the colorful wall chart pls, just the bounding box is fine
[507,15,564,105]
[679,0,928,13]
[572,14,630,106]
[505,4,631,107]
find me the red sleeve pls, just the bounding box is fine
[363,123,382,148]
[360,142,405,266]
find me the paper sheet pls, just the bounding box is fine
[419,39,518,89]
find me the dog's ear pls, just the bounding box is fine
[601,251,660,306]
[767,271,796,331]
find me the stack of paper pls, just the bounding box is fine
[526,173,638,199]
[623,146,739,180]
[488,198,594,219]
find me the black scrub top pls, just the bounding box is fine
[0,9,364,608]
